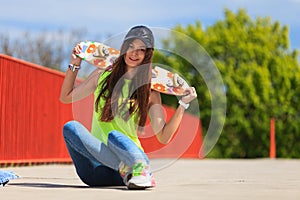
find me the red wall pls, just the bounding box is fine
[0,54,203,164]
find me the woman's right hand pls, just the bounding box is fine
[71,43,82,66]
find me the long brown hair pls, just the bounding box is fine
[95,38,154,128]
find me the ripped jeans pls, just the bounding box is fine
[62,120,149,186]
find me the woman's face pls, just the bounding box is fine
[124,39,146,71]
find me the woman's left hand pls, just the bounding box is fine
[181,87,197,104]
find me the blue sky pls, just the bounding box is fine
[0,0,300,51]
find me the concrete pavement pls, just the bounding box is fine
[1,159,300,200]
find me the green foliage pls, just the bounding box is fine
[153,8,300,158]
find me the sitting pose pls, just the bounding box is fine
[59,25,197,189]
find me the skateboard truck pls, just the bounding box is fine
[167,73,184,88]
[93,44,109,58]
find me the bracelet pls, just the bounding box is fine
[68,64,81,72]
[178,100,190,109]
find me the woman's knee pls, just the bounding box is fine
[108,130,132,143]
[63,120,80,138]
[107,130,130,149]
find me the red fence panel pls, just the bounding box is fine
[140,106,203,158]
[0,54,202,164]
[0,54,93,164]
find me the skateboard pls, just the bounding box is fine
[76,41,120,69]
[76,41,190,96]
[151,66,189,96]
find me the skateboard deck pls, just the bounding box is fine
[76,41,190,96]
[76,41,120,69]
[151,66,189,96]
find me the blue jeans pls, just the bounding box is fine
[62,120,149,186]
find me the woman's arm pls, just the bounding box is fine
[59,44,103,104]
[60,69,102,104]
[149,88,197,144]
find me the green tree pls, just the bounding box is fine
[153,9,300,158]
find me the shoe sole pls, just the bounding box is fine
[127,182,153,190]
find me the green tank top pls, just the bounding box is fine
[91,70,143,149]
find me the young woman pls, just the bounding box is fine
[60,25,197,189]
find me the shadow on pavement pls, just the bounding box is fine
[9,182,127,190]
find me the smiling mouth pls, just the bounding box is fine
[129,57,139,61]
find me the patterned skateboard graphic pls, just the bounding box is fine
[76,41,190,96]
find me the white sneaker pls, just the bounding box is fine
[126,162,156,190]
